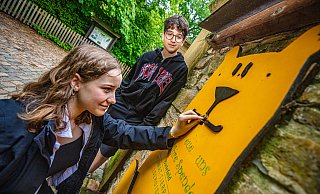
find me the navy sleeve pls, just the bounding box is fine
[0,100,28,155]
[0,100,33,184]
[100,114,175,150]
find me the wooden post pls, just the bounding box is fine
[183,29,211,74]
[184,0,231,73]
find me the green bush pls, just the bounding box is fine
[27,0,211,66]
[29,0,91,35]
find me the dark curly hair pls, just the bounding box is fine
[164,14,189,39]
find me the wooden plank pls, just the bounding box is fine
[68,31,77,47]
[33,8,44,26]
[12,0,23,17]
[81,37,91,46]
[213,0,316,40]
[76,37,84,46]
[122,64,132,78]
[73,33,82,47]
[55,21,65,39]
[29,5,39,26]
[23,3,34,24]
[75,36,85,47]
[65,29,75,45]
[0,0,7,10]
[37,10,45,28]
[15,0,26,19]
[61,28,71,43]
[72,34,82,47]
[50,18,60,35]
[207,0,320,49]
[60,25,69,43]
[83,37,91,46]
[74,36,81,47]
[4,0,13,12]
[19,0,30,22]
[86,38,92,44]
[184,29,211,70]
[44,16,52,32]
[43,15,52,32]
[40,11,50,30]
[8,0,17,14]
[77,34,85,47]
[70,31,80,47]
[200,0,282,32]
[48,18,58,35]
[39,11,49,29]
[76,34,83,46]
[81,38,87,45]
[62,28,73,43]
[45,15,55,33]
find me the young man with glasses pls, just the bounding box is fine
[89,14,190,172]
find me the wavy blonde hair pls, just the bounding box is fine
[13,44,121,132]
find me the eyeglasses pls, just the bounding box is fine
[165,31,184,43]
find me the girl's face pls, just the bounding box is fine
[73,69,122,116]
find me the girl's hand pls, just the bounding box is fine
[169,110,204,139]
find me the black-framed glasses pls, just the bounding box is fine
[165,31,184,43]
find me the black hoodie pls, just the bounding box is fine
[107,48,188,126]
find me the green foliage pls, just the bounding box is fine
[96,0,166,65]
[28,0,212,66]
[29,0,91,35]
[178,0,212,41]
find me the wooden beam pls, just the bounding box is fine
[184,29,211,73]
[200,0,282,32]
[214,0,317,40]
[210,4,320,49]
[200,0,320,49]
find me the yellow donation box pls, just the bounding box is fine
[114,25,320,194]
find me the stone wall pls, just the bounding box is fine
[102,25,319,194]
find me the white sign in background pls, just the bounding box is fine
[89,26,112,49]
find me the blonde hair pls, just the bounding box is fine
[13,44,121,132]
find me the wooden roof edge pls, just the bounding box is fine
[199,0,320,50]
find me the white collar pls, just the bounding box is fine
[55,113,73,138]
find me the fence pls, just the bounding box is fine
[0,0,132,77]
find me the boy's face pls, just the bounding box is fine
[162,26,185,54]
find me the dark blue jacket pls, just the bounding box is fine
[0,99,174,193]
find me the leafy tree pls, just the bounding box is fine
[92,0,166,65]
[29,0,212,66]
[178,0,212,40]
[29,0,92,35]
